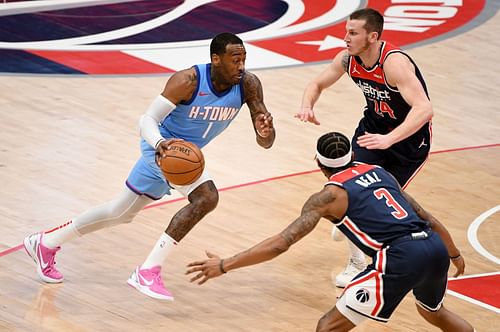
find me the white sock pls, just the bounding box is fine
[348,240,366,267]
[43,220,80,249]
[141,232,177,269]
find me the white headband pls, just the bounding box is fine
[316,149,352,168]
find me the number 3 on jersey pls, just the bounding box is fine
[373,188,408,219]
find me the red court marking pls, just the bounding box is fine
[28,50,174,75]
[0,244,23,258]
[1,143,498,258]
[430,143,500,155]
[448,272,500,311]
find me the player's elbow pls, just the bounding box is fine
[138,114,151,132]
[423,101,434,121]
[273,235,292,255]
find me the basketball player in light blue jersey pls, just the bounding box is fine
[24,33,275,301]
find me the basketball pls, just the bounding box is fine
[156,141,205,186]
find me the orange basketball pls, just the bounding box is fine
[157,141,205,186]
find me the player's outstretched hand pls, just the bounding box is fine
[450,255,465,278]
[186,251,225,285]
[294,107,320,125]
[357,131,393,150]
[255,112,274,138]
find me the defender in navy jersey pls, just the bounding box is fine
[296,8,434,287]
[24,33,275,301]
[187,132,473,332]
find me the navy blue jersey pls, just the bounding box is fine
[327,163,428,256]
[347,41,430,135]
[348,42,432,159]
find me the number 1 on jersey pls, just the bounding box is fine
[202,122,213,139]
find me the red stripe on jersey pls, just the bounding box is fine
[349,42,401,84]
[28,50,173,74]
[328,163,376,183]
[343,217,383,250]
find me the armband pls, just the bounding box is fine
[139,95,175,148]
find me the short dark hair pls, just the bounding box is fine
[316,132,352,170]
[210,32,243,56]
[349,8,384,39]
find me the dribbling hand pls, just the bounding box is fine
[155,138,185,165]
[186,251,225,285]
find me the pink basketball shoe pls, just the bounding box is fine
[24,233,63,283]
[127,265,174,301]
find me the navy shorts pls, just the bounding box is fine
[339,231,449,322]
[352,120,430,188]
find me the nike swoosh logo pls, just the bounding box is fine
[38,248,49,269]
[138,272,154,286]
[199,92,210,96]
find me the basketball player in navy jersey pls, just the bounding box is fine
[187,132,473,332]
[295,8,434,287]
[23,33,275,301]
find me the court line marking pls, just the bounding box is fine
[467,205,500,265]
[1,142,499,258]
[447,271,500,312]
[446,289,500,314]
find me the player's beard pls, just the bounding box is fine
[349,37,371,57]
[358,37,371,54]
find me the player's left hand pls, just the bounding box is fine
[450,255,465,277]
[357,131,393,150]
[186,251,225,285]
[255,112,274,138]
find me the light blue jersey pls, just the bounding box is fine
[126,64,245,199]
[159,64,244,148]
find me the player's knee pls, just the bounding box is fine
[316,316,328,332]
[196,189,219,213]
[107,204,138,225]
[416,303,441,325]
[120,211,136,224]
[316,314,335,332]
[189,182,219,213]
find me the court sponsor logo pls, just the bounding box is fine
[0,0,487,75]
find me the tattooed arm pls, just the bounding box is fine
[401,191,465,277]
[243,71,275,149]
[186,186,344,284]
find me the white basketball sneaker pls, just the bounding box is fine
[333,259,366,288]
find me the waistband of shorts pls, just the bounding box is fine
[384,228,432,247]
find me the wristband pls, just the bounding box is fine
[449,254,461,260]
[219,259,227,274]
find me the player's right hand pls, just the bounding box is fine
[155,138,184,164]
[294,107,320,125]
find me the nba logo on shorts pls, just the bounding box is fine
[355,288,370,303]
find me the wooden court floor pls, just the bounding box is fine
[1,6,500,332]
